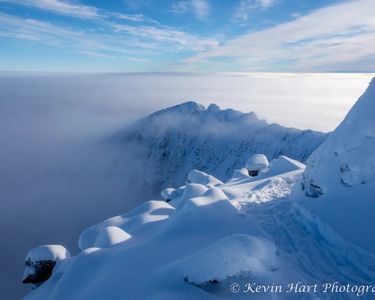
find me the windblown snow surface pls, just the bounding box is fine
[24,78,375,300]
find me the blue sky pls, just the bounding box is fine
[0,0,374,72]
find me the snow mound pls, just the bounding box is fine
[78,200,174,251]
[124,199,175,219]
[231,168,250,180]
[303,77,375,196]
[159,186,245,240]
[170,183,208,209]
[94,226,131,248]
[246,154,269,170]
[186,169,223,187]
[180,234,278,285]
[179,187,236,215]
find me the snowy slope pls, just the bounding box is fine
[118,101,326,194]
[298,77,375,252]
[23,152,375,300]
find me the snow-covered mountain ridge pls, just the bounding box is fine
[22,77,375,300]
[119,101,327,194]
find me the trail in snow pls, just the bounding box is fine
[239,188,375,297]
[241,177,292,203]
[219,155,375,299]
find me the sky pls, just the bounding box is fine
[0,0,374,72]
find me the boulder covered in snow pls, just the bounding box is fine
[245,154,269,176]
[22,245,71,286]
[303,77,375,197]
[186,169,223,187]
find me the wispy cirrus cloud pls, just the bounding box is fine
[257,0,275,8]
[111,12,145,22]
[0,10,218,60]
[0,12,111,54]
[111,23,218,51]
[191,0,209,20]
[171,0,209,20]
[0,0,148,22]
[171,1,189,14]
[233,0,276,24]
[0,12,153,59]
[185,0,375,72]
[0,0,216,61]
[0,0,100,19]
[0,0,373,72]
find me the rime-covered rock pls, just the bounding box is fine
[22,245,70,286]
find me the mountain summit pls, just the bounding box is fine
[121,101,326,195]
